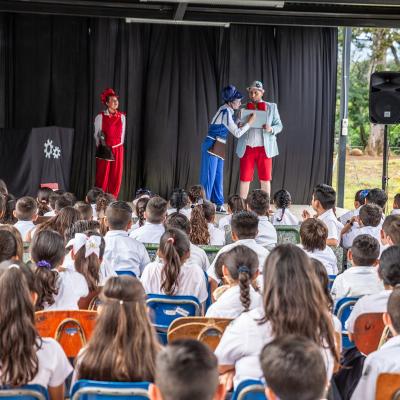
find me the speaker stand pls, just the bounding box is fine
[382,124,389,194]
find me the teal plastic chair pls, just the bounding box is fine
[0,385,48,400]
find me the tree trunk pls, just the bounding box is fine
[365,124,384,156]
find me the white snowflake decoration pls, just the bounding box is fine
[52,146,61,159]
[44,139,54,159]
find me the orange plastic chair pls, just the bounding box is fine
[78,289,101,310]
[35,310,97,358]
[375,373,400,400]
[353,313,385,355]
[167,317,232,351]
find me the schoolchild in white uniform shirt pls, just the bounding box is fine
[218,195,246,230]
[103,201,150,276]
[331,235,383,302]
[246,189,277,247]
[206,245,262,318]
[141,228,208,305]
[131,196,150,232]
[13,196,38,241]
[130,196,167,244]
[351,288,400,400]
[207,211,269,284]
[31,230,89,311]
[0,260,73,399]
[272,189,299,226]
[299,218,338,275]
[167,188,191,218]
[302,184,343,247]
[346,245,400,335]
[203,200,225,246]
[85,187,104,221]
[342,203,383,250]
[215,244,338,391]
[391,195,400,215]
[339,189,368,225]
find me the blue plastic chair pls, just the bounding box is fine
[146,294,201,343]
[70,380,150,400]
[0,385,48,400]
[115,271,136,278]
[232,380,267,400]
[328,275,336,290]
[204,271,212,312]
[334,296,360,349]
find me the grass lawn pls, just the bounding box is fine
[332,155,400,211]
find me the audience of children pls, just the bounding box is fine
[218,194,246,230]
[272,189,299,225]
[14,196,38,241]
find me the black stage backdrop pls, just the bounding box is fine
[0,14,337,203]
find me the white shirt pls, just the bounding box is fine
[351,335,400,400]
[391,209,400,215]
[345,289,391,333]
[189,243,210,271]
[211,104,250,139]
[207,239,269,283]
[215,307,334,389]
[255,216,277,246]
[46,270,89,310]
[301,245,338,275]
[44,210,56,217]
[94,110,126,147]
[208,223,225,246]
[318,209,344,243]
[141,261,208,303]
[206,285,262,318]
[29,338,73,388]
[271,209,299,226]
[90,203,97,220]
[331,266,384,301]
[167,208,191,218]
[218,214,232,230]
[103,230,150,276]
[342,225,382,250]
[129,222,165,244]
[339,208,359,225]
[14,220,35,241]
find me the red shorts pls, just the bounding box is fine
[240,146,272,182]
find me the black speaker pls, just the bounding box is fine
[370,71,400,124]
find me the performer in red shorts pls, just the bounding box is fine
[237,81,283,198]
[94,88,126,199]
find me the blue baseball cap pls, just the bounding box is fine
[222,85,243,103]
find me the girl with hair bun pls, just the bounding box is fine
[206,245,261,318]
[140,228,208,305]
[272,189,299,225]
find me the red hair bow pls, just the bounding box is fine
[100,88,118,105]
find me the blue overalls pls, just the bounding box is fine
[200,107,229,206]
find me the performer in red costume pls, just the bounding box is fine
[94,88,126,199]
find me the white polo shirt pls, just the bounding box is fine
[271,209,299,226]
[331,266,384,301]
[129,222,165,244]
[14,220,35,241]
[206,285,262,319]
[208,223,225,246]
[218,214,232,230]
[318,209,344,244]
[345,289,391,333]
[391,209,400,216]
[189,243,210,271]
[351,335,400,400]
[255,216,277,246]
[167,208,191,218]
[300,245,338,275]
[342,225,382,250]
[104,230,150,276]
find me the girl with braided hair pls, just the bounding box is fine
[206,245,261,318]
[272,189,299,225]
[168,188,191,217]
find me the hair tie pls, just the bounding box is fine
[8,264,20,270]
[119,300,124,305]
[167,237,175,244]
[67,233,101,258]
[238,265,250,274]
[37,260,52,269]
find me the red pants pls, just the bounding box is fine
[95,145,124,198]
[240,146,272,182]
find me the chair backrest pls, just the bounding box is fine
[353,312,385,355]
[199,245,223,264]
[0,385,48,400]
[375,373,400,400]
[167,317,232,351]
[328,275,336,290]
[232,380,266,400]
[35,310,97,358]
[274,225,300,245]
[78,288,101,310]
[115,271,137,278]
[334,297,360,326]
[71,380,150,400]
[144,243,158,262]
[329,245,345,273]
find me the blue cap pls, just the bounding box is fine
[222,85,243,103]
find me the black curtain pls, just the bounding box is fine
[0,14,337,204]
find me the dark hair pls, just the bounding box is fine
[15,196,38,221]
[49,192,60,210]
[260,335,327,400]
[74,201,93,221]
[106,201,132,230]
[231,211,259,239]
[222,245,259,311]
[77,276,159,382]
[0,193,5,221]
[355,189,368,205]
[383,216,400,245]
[135,197,149,228]
[170,189,189,213]
[366,188,388,209]
[0,179,8,195]
[311,258,334,311]
[273,190,291,222]
[165,212,191,235]
[0,260,40,386]
[378,246,400,287]
[227,195,245,214]
[86,187,104,204]
[36,187,53,216]
[96,193,116,235]
[155,339,219,400]
[188,185,205,204]
[202,200,216,223]
[0,193,17,224]
[246,189,270,216]
[300,218,327,252]
[0,225,24,261]
[394,193,400,209]
[64,220,101,243]
[62,192,77,206]
[55,195,73,212]
[159,229,190,296]
[189,201,210,245]
[359,204,382,227]
[0,230,18,262]
[146,196,168,224]
[388,288,400,333]
[213,252,228,281]
[351,234,380,266]
[313,184,336,210]
[31,230,64,310]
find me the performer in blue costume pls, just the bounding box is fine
[200,85,255,212]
